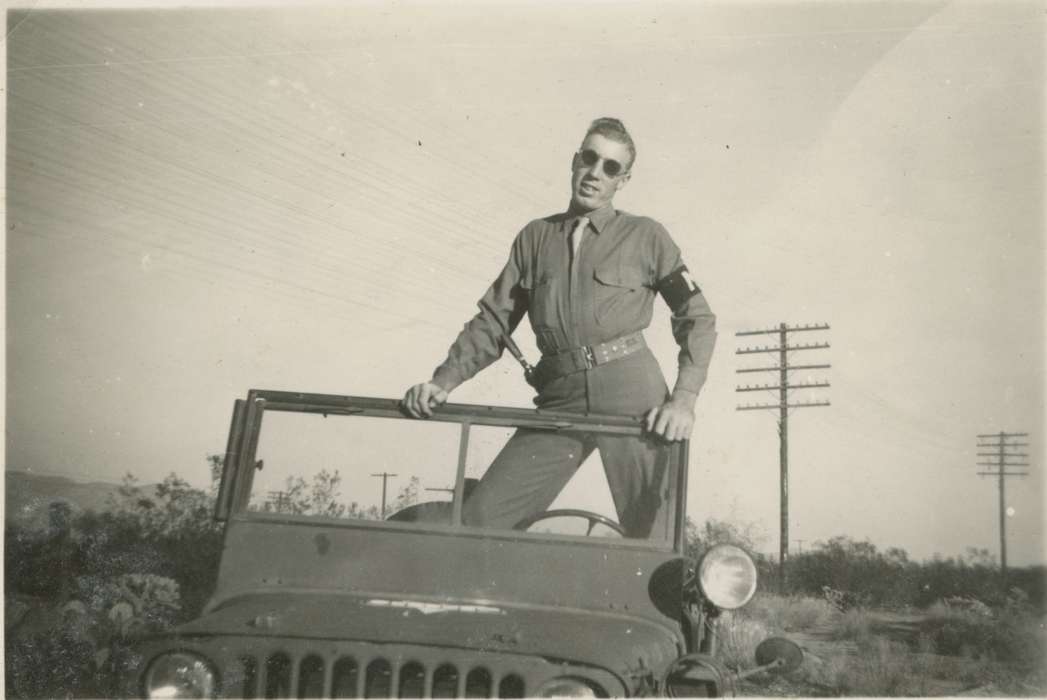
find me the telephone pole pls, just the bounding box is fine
[736,323,831,590]
[371,472,398,518]
[976,432,1029,583]
[266,491,291,512]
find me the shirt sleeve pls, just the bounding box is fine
[431,231,530,393]
[649,225,717,398]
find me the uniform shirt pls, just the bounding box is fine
[432,204,717,399]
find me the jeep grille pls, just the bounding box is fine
[237,651,526,698]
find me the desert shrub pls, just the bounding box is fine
[82,471,225,618]
[1008,566,1047,610]
[5,462,223,697]
[742,592,837,633]
[921,600,1047,673]
[778,536,1046,612]
[910,554,1002,608]
[6,573,183,699]
[6,627,101,699]
[786,537,921,606]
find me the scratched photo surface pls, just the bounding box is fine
[4,1,1045,698]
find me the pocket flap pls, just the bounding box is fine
[594,265,647,289]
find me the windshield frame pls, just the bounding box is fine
[218,389,689,552]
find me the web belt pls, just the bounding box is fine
[535,331,646,385]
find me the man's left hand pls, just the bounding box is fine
[644,396,696,441]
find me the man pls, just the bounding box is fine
[402,117,716,538]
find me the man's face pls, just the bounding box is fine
[570,133,632,212]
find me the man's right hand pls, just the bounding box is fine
[401,382,449,418]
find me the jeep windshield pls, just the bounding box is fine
[217,390,687,549]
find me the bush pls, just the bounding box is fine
[5,461,223,698]
[6,628,102,699]
[920,600,1047,673]
[6,574,183,699]
[770,535,1046,612]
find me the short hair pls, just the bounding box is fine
[583,117,636,171]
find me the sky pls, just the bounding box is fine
[4,0,1045,565]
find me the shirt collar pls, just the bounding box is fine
[564,202,616,235]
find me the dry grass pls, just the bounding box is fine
[832,607,872,642]
[803,636,951,696]
[725,593,1047,696]
[741,592,838,633]
[712,611,775,672]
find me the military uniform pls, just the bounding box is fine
[431,203,716,537]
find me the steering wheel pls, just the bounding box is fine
[514,509,626,537]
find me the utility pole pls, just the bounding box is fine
[795,539,805,554]
[736,322,831,591]
[976,432,1029,584]
[371,472,398,519]
[266,491,290,512]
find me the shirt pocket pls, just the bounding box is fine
[593,264,647,327]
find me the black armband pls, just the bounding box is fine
[656,265,702,311]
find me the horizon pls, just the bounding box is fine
[4,464,1043,569]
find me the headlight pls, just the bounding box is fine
[536,676,602,697]
[143,652,216,699]
[698,543,758,609]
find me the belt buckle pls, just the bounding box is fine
[582,345,597,369]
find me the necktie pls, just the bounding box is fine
[570,216,590,260]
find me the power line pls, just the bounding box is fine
[736,322,831,591]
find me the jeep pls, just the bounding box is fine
[121,389,798,698]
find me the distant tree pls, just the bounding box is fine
[786,536,895,604]
[108,472,217,539]
[260,469,352,517]
[390,476,421,514]
[685,516,766,560]
[961,546,995,568]
[261,475,310,514]
[345,501,382,519]
[206,454,223,497]
[884,546,910,566]
[309,469,347,517]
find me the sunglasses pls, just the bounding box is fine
[575,148,627,178]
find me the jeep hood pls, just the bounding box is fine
[173,591,682,675]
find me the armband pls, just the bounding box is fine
[656,265,702,311]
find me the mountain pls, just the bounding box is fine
[5,471,127,528]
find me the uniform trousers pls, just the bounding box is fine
[462,348,673,538]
